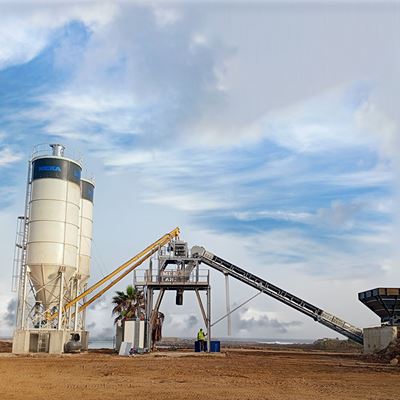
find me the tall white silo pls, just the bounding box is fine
[77,178,95,290]
[27,144,82,311]
[13,144,98,354]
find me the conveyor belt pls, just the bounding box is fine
[191,246,364,344]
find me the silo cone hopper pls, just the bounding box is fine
[29,265,76,311]
[358,288,400,326]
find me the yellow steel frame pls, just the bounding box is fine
[48,227,180,322]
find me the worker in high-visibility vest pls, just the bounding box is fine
[197,328,206,352]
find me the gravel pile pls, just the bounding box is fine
[0,341,12,353]
[378,340,400,364]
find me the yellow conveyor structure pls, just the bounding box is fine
[48,227,180,323]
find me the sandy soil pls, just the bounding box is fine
[0,348,399,400]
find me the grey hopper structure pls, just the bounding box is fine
[358,288,400,326]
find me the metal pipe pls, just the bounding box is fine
[207,286,211,353]
[149,289,165,351]
[50,144,65,157]
[195,290,208,326]
[146,288,153,349]
[211,291,262,328]
[149,258,153,280]
[225,274,231,336]
[20,270,29,329]
[82,284,87,330]
[68,280,74,329]
[57,271,64,330]
[74,279,80,331]
[76,245,161,314]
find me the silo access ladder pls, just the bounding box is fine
[191,246,364,345]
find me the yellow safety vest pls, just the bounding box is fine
[197,331,205,341]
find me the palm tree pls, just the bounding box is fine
[111,285,144,324]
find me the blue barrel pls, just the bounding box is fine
[210,341,220,352]
[194,340,207,352]
[195,340,220,352]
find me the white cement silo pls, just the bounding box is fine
[26,144,82,311]
[77,178,95,290]
[13,144,97,354]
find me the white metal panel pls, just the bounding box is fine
[27,243,78,271]
[123,320,146,349]
[30,200,66,221]
[27,242,64,265]
[28,221,66,243]
[67,181,81,204]
[123,320,135,343]
[29,201,80,227]
[80,218,92,241]
[138,320,145,348]
[81,199,93,216]
[79,239,92,255]
[78,197,93,286]
[64,223,79,247]
[31,179,67,200]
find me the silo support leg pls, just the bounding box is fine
[57,271,64,330]
[20,271,29,329]
[74,279,80,331]
[149,289,165,351]
[195,290,208,327]
[67,280,73,328]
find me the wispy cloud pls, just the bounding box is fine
[0,3,118,70]
[0,146,22,167]
[237,307,302,335]
[244,226,392,280]
[166,314,199,331]
[2,298,16,327]
[233,200,366,230]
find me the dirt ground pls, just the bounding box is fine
[1,348,399,400]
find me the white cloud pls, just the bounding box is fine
[165,314,199,332]
[233,201,366,230]
[151,4,181,27]
[355,100,399,162]
[25,90,141,141]
[234,210,313,223]
[146,193,229,212]
[246,227,392,281]
[0,147,22,167]
[97,139,391,219]
[0,3,119,70]
[9,2,398,161]
[236,307,302,335]
[315,201,363,229]
[3,2,399,158]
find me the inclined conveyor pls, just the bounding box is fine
[191,246,364,344]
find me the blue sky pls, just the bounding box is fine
[0,1,399,340]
